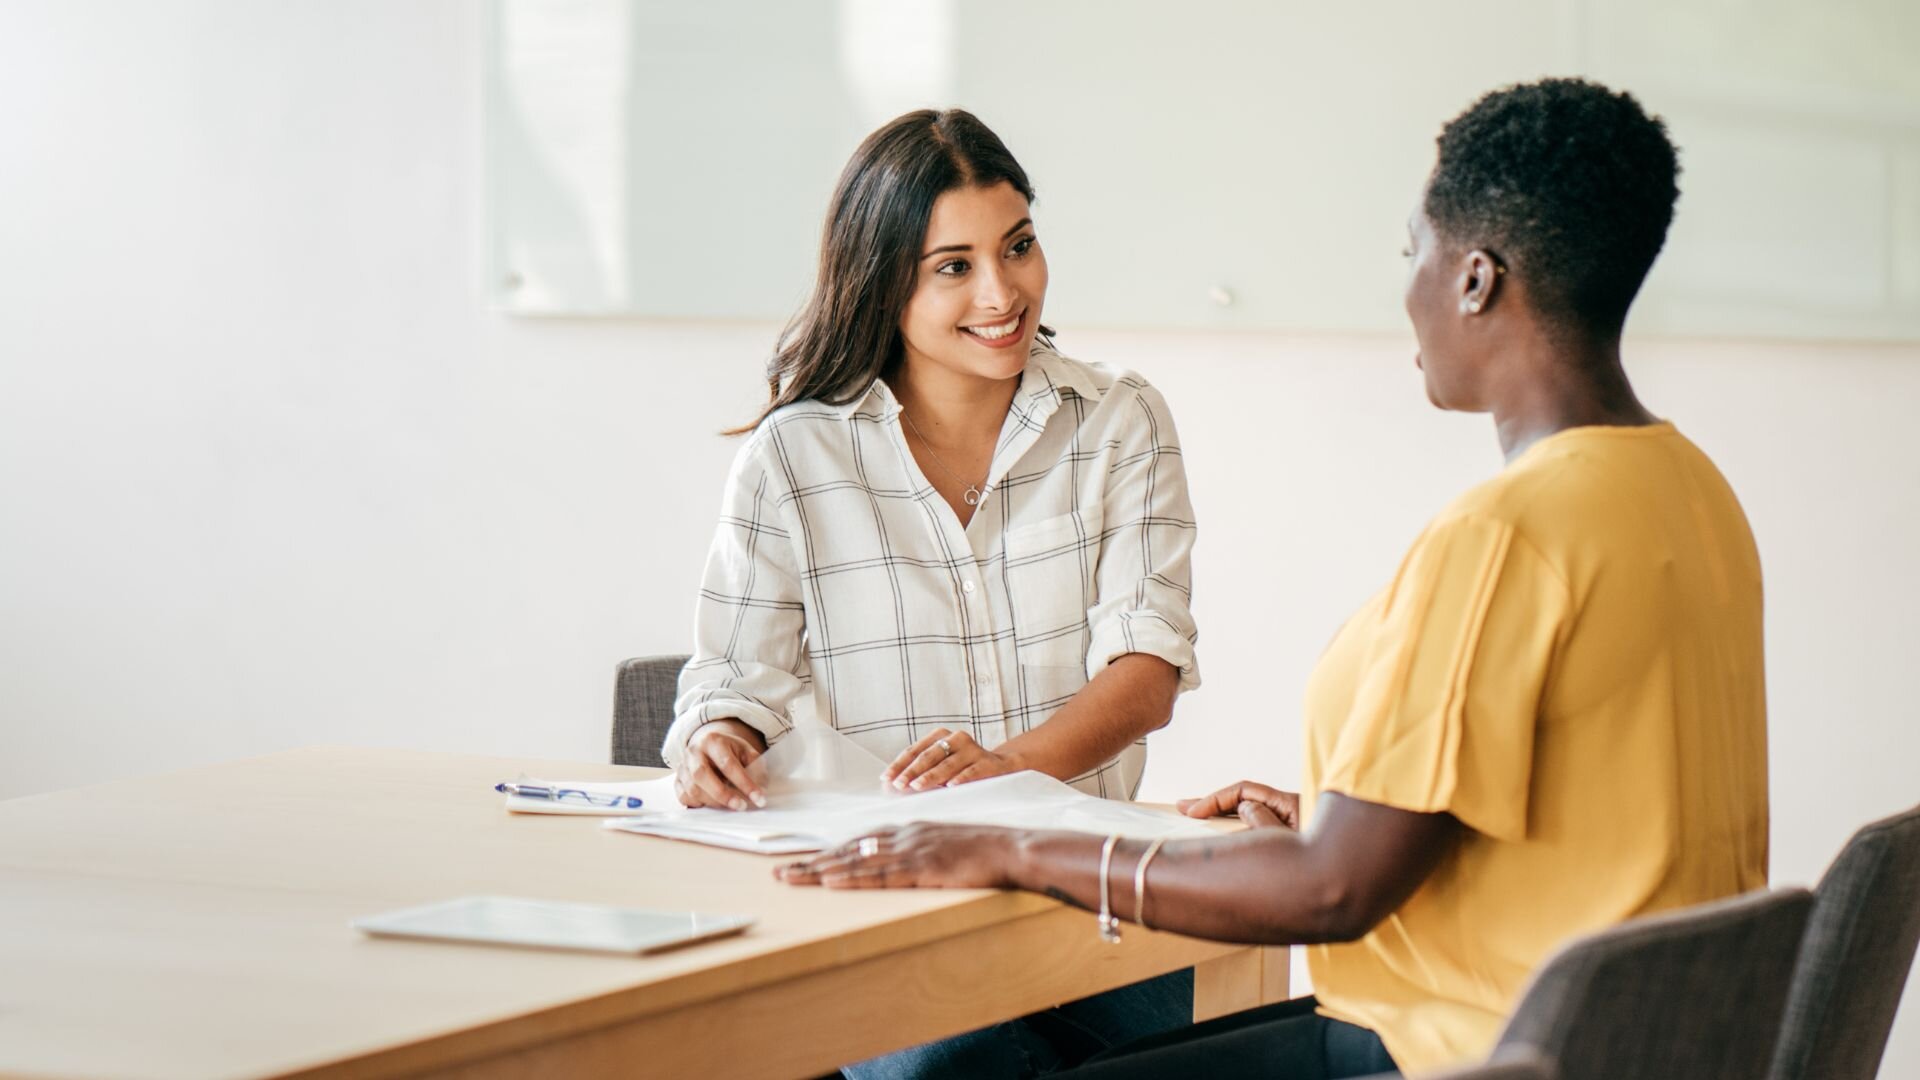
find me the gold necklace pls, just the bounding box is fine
[902,411,985,507]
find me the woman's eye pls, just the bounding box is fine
[937,259,969,277]
[1010,236,1035,257]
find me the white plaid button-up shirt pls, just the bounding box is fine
[664,345,1199,799]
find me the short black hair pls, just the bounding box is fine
[1425,78,1680,339]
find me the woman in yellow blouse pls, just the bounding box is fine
[777,77,1770,1078]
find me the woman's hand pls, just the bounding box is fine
[882,727,1017,792]
[775,823,1022,889]
[1176,780,1302,831]
[674,720,769,810]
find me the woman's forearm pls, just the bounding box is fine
[1004,794,1461,946]
[997,653,1178,781]
[1007,828,1353,945]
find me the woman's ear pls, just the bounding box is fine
[1459,249,1504,316]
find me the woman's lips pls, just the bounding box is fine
[960,310,1027,349]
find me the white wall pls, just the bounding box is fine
[2,2,1916,1073]
[487,1,1920,341]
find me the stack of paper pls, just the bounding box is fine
[599,785,905,854]
[604,770,1218,854]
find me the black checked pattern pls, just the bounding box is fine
[665,347,1200,800]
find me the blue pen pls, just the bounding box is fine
[494,781,643,809]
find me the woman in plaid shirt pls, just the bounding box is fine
[663,110,1201,814]
[661,109,1204,1077]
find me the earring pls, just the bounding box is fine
[1464,300,1482,314]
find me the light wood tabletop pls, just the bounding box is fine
[0,746,1286,1079]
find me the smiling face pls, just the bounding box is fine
[897,181,1048,387]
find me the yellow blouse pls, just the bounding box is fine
[1302,423,1769,1075]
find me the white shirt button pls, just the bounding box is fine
[962,580,976,594]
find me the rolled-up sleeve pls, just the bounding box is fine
[1085,378,1201,692]
[662,439,808,766]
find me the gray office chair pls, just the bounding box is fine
[610,654,690,768]
[1767,803,1920,1080]
[1494,887,1814,1080]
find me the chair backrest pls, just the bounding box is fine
[610,654,690,768]
[1767,804,1920,1080]
[1495,887,1813,1080]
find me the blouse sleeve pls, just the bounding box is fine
[661,439,808,766]
[1085,377,1201,692]
[1320,512,1570,842]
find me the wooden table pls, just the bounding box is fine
[0,747,1287,1079]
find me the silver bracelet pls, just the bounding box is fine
[1097,834,1123,944]
[1133,837,1168,929]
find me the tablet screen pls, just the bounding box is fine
[353,896,755,956]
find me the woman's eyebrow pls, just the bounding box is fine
[921,218,1035,260]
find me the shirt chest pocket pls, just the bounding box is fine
[1002,508,1100,669]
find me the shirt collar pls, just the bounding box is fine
[826,341,1096,421]
[1014,342,1100,410]
[825,376,895,421]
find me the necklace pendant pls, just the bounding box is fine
[963,486,982,507]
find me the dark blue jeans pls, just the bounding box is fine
[842,968,1195,1080]
[1061,995,1396,1078]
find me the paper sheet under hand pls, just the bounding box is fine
[499,715,878,818]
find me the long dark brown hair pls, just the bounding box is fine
[730,109,1051,434]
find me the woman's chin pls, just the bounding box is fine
[1422,377,1455,412]
[958,337,1033,380]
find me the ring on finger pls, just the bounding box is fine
[936,738,953,757]
[858,836,881,857]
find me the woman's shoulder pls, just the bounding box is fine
[1030,342,1174,417]
[1440,425,1681,532]
[1417,439,1637,579]
[746,383,889,450]
[725,382,890,492]
[722,403,830,484]
[759,386,886,430]
[1422,464,1567,553]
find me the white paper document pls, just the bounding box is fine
[600,721,1218,853]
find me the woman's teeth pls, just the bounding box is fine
[963,315,1020,340]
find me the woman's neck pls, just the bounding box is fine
[1490,331,1658,461]
[885,358,1022,447]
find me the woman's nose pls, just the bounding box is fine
[973,264,1016,313]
